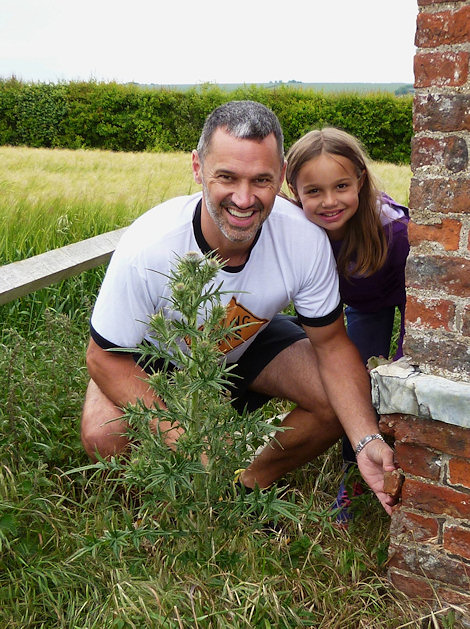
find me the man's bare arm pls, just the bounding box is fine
[303,317,397,513]
[86,337,164,411]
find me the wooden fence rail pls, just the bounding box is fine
[0,228,126,306]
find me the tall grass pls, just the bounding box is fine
[1,147,453,628]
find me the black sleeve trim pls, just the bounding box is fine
[90,323,131,354]
[295,301,344,328]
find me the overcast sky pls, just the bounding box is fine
[0,0,417,85]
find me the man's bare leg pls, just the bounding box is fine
[241,339,344,489]
[81,379,130,461]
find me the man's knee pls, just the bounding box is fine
[81,380,128,461]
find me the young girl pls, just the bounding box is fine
[285,127,410,524]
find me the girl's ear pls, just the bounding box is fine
[288,183,300,202]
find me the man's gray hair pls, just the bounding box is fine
[197,100,284,164]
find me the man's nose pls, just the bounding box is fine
[232,182,255,208]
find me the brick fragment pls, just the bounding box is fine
[402,478,470,519]
[414,51,470,88]
[395,442,442,480]
[406,255,470,297]
[390,509,440,543]
[379,415,470,459]
[411,135,469,172]
[389,542,470,588]
[449,457,470,489]
[463,305,470,337]
[415,6,470,47]
[443,523,470,560]
[389,569,435,601]
[404,329,470,375]
[408,218,461,251]
[437,586,470,607]
[409,177,470,214]
[414,93,470,132]
[384,469,405,498]
[418,0,466,5]
[405,295,455,331]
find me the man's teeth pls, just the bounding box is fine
[228,208,254,218]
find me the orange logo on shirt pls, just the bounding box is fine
[217,296,268,354]
[184,296,268,354]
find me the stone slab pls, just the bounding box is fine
[371,357,470,429]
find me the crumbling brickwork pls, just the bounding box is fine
[380,414,470,607]
[405,0,470,381]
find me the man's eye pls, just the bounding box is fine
[218,174,232,181]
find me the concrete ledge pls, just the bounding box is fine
[371,357,470,429]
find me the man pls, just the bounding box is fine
[81,100,396,514]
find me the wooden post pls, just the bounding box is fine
[0,227,126,305]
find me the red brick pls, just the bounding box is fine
[415,6,470,47]
[449,457,470,489]
[412,135,468,173]
[405,295,455,331]
[390,509,440,543]
[414,93,470,132]
[395,442,442,480]
[406,255,470,297]
[437,585,470,607]
[403,329,470,375]
[418,0,466,5]
[379,415,470,458]
[408,218,461,251]
[443,523,470,560]
[389,543,470,588]
[389,569,435,601]
[463,305,470,337]
[402,478,470,518]
[409,177,470,214]
[414,51,470,88]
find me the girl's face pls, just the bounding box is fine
[292,153,364,240]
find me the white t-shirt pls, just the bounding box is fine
[91,193,341,363]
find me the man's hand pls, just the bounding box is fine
[356,440,397,515]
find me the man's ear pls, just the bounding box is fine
[192,150,203,184]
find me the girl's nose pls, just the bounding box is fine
[322,191,337,208]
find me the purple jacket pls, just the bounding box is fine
[330,194,410,356]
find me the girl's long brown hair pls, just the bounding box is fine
[285,128,388,279]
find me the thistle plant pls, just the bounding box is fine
[89,250,299,543]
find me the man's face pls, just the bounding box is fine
[192,128,286,249]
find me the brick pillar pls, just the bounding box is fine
[405,0,470,381]
[370,2,470,619]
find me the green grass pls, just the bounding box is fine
[0,147,453,628]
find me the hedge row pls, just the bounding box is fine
[0,79,413,163]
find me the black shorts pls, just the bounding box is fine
[136,314,306,413]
